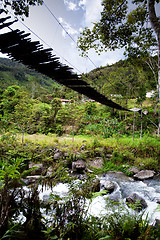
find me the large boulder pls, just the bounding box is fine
[102,181,115,194]
[134,170,155,180]
[126,193,147,211]
[105,171,134,182]
[72,160,86,173]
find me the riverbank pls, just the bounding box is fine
[18,133,160,173]
[0,132,160,239]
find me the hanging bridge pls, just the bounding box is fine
[0,10,130,111]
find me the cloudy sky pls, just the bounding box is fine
[0,0,126,74]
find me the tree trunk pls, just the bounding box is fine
[148,0,160,135]
[22,130,25,144]
[143,56,158,116]
[0,175,9,235]
[154,95,158,115]
[125,99,128,120]
[133,111,136,141]
[140,102,143,140]
[158,39,160,136]
[119,110,121,120]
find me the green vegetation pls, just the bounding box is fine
[0,0,43,18]
[82,58,157,109]
[1,0,160,237]
[16,133,159,174]
[78,0,160,135]
[0,58,78,100]
[0,57,160,239]
[0,136,159,240]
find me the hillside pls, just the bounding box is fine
[82,58,157,101]
[0,57,60,91]
[0,57,158,103]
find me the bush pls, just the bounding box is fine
[134,157,159,171]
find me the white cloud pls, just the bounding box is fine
[75,0,126,71]
[79,27,83,32]
[78,0,87,9]
[63,0,89,11]
[58,17,63,23]
[81,48,125,73]
[62,29,66,38]
[84,0,103,27]
[64,0,78,11]
[60,0,126,73]
[58,17,78,38]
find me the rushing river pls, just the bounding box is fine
[90,172,160,223]
[36,172,160,224]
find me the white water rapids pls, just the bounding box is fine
[37,172,160,224]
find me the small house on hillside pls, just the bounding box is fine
[146,90,155,98]
[60,99,71,105]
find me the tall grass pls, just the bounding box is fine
[20,133,160,166]
[20,133,160,151]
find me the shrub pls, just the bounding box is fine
[134,157,159,171]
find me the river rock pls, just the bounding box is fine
[72,160,86,173]
[105,154,113,159]
[102,181,115,194]
[25,175,42,185]
[53,151,63,160]
[128,167,139,175]
[126,193,147,211]
[134,170,155,180]
[46,166,53,176]
[105,171,134,182]
[89,157,103,168]
[108,191,121,204]
[29,163,45,175]
[80,144,86,150]
[155,219,160,229]
[43,194,50,203]
[156,199,160,204]
[64,152,68,158]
